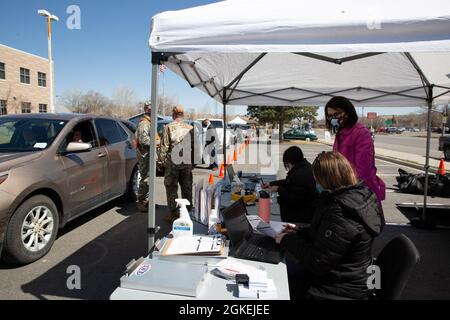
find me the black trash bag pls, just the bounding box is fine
[396,168,450,197]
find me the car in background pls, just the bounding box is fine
[0,113,138,264]
[386,127,401,134]
[439,135,450,160]
[128,113,166,127]
[198,118,234,148]
[283,128,318,141]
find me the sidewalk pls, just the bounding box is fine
[318,138,441,173]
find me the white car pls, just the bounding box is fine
[198,118,233,149]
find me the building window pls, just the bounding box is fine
[0,62,5,80]
[21,102,31,113]
[0,100,7,115]
[39,104,47,113]
[38,72,47,87]
[20,68,30,84]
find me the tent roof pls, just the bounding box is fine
[229,116,247,125]
[150,0,450,107]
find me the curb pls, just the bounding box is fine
[315,140,439,174]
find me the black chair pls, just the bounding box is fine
[374,234,421,300]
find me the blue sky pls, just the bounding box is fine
[0,0,424,118]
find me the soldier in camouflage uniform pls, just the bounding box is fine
[135,103,153,212]
[160,106,194,221]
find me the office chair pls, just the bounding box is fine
[374,234,421,300]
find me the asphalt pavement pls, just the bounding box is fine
[1,140,450,299]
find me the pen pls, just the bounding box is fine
[196,237,202,251]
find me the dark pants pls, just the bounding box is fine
[164,161,193,214]
[286,256,312,300]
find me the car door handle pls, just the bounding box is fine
[98,152,106,158]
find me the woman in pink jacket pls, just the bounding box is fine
[325,96,386,204]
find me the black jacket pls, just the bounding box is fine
[270,159,317,223]
[280,183,383,300]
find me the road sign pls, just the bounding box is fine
[367,112,377,120]
[384,119,393,126]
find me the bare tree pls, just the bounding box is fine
[112,86,139,118]
[60,90,112,115]
[59,89,85,113]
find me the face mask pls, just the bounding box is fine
[330,118,342,131]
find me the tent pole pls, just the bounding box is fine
[223,88,227,173]
[148,62,160,253]
[422,85,434,222]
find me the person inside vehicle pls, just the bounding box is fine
[22,127,37,148]
[72,130,83,143]
[262,146,317,223]
[325,96,385,222]
[276,151,384,300]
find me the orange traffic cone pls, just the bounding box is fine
[219,164,225,178]
[234,149,238,162]
[209,173,214,185]
[438,158,446,175]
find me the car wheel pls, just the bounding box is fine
[127,166,139,201]
[4,195,59,264]
[444,146,450,161]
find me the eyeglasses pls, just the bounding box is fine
[326,110,345,121]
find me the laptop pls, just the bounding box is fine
[221,198,282,264]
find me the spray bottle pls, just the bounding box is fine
[172,199,193,237]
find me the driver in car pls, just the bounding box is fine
[22,127,37,148]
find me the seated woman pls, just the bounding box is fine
[262,146,317,223]
[276,151,384,300]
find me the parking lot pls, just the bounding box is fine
[0,141,450,299]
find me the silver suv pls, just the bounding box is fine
[0,113,138,264]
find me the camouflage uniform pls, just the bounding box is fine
[135,114,152,203]
[160,120,194,214]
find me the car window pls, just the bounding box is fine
[210,120,223,128]
[95,119,125,146]
[117,122,130,141]
[0,118,67,152]
[121,121,136,134]
[64,120,98,149]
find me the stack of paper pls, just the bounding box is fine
[213,259,277,298]
[238,279,278,299]
[161,235,225,256]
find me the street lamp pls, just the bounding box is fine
[38,9,59,113]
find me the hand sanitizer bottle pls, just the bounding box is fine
[172,199,193,237]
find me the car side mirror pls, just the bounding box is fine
[64,142,92,154]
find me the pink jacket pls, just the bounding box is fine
[333,123,386,201]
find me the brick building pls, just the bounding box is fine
[0,44,50,115]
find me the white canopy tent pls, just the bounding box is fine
[146,0,450,249]
[229,116,247,125]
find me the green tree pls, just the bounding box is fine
[247,106,318,141]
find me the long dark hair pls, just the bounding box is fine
[283,146,304,170]
[325,96,358,131]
